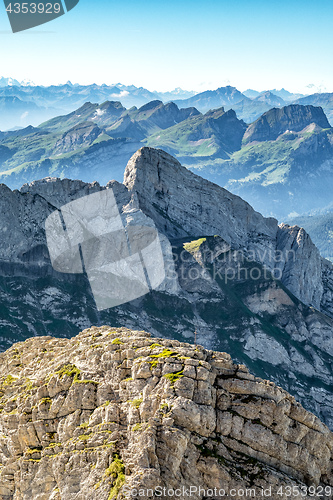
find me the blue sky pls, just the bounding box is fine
[0,0,332,93]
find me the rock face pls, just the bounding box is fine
[0,326,332,500]
[276,224,323,309]
[124,147,328,311]
[294,93,333,126]
[243,104,331,143]
[124,147,277,246]
[53,122,102,155]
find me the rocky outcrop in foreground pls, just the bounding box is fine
[0,327,332,499]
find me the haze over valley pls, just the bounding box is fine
[1,79,333,258]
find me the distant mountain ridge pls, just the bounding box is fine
[1,77,333,129]
[253,91,285,106]
[243,104,331,143]
[0,100,206,188]
[173,85,247,112]
[1,325,332,497]
[195,105,333,220]
[294,92,333,125]
[0,100,332,225]
[0,93,332,222]
[146,107,246,158]
[243,88,306,101]
[172,86,312,124]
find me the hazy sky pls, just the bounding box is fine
[0,0,332,93]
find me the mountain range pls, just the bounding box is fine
[1,78,333,131]
[0,77,333,226]
[1,98,333,224]
[173,87,290,124]
[0,99,204,188]
[147,103,333,220]
[243,88,305,101]
[2,146,333,433]
[0,81,197,130]
[0,78,333,128]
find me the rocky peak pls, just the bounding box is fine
[123,147,326,309]
[254,91,285,106]
[276,223,323,308]
[124,147,277,244]
[199,108,247,151]
[151,101,200,126]
[215,85,246,102]
[131,101,200,130]
[0,178,129,269]
[139,150,333,320]
[243,104,331,144]
[0,326,331,499]
[13,147,331,315]
[98,100,126,114]
[135,100,163,114]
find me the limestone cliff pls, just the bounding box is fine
[124,147,328,312]
[0,326,332,500]
[243,105,331,144]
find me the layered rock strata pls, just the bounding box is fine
[0,327,332,499]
